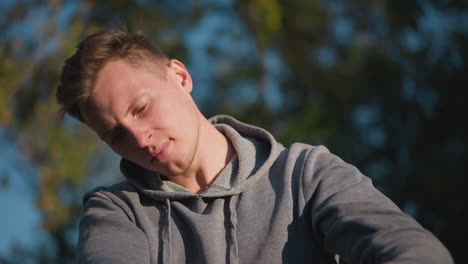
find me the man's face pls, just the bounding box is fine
[81,59,201,177]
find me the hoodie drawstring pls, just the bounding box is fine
[164,198,173,264]
[228,196,239,264]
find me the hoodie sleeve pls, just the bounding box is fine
[301,145,453,264]
[77,190,151,264]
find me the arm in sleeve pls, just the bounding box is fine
[77,190,151,264]
[302,146,453,264]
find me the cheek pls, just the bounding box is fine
[146,102,172,128]
[109,141,138,158]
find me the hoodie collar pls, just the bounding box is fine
[120,115,284,201]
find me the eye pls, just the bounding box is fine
[134,103,147,116]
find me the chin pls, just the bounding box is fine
[161,163,191,177]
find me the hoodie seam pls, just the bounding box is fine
[300,147,314,204]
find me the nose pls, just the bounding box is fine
[127,126,152,148]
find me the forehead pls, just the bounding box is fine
[80,60,163,135]
[91,59,163,108]
[93,60,142,99]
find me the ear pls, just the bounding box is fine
[168,59,193,93]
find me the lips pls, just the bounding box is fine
[151,140,171,162]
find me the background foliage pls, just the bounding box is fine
[0,0,466,263]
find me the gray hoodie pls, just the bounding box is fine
[78,115,453,264]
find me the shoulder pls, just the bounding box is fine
[77,182,153,263]
[277,143,342,173]
[287,143,343,163]
[81,181,144,222]
[83,180,140,204]
[278,143,373,200]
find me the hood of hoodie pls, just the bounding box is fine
[120,115,284,201]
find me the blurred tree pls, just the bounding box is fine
[0,0,466,263]
[0,1,99,262]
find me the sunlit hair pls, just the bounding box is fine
[56,28,169,122]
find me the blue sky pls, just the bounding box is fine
[0,129,49,256]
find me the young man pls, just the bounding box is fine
[57,29,453,264]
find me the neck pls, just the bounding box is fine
[169,118,235,194]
